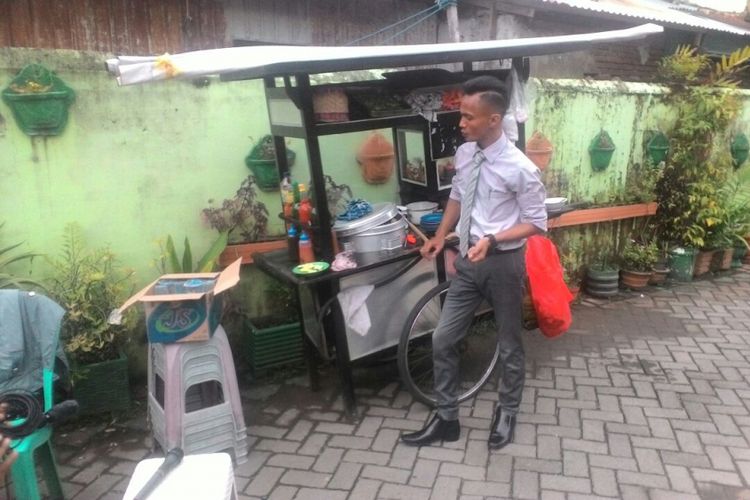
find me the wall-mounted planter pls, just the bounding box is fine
[731,133,749,168]
[357,132,395,184]
[525,131,554,170]
[245,135,296,191]
[588,130,616,171]
[1,64,75,136]
[646,131,669,164]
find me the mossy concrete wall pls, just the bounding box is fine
[3,48,750,289]
[0,48,398,297]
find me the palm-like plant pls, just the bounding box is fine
[0,222,43,289]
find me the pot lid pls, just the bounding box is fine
[333,202,399,237]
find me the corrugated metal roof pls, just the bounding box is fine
[530,0,750,36]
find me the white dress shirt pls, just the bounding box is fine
[449,133,547,250]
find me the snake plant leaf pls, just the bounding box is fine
[165,235,181,273]
[182,237,193,273]
[195,231,228,272]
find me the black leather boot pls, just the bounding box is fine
[488,407,516,450]
[400,414,460,446]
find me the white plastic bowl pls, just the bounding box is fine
[406,201,438,224]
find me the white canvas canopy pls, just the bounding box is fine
[106,23,663,86]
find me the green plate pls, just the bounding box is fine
[292,261,330,277]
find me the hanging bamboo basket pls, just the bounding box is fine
[356,132,395,184]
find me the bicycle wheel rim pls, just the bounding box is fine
[398,281,500,407]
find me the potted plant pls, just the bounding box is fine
[1,64,75,136]
[245,277,303,377]
[154,233,228,273]
[650,242,671,285]
[655,46,750,280]
[585,252,620,298]
[588,130,616,171]
[202,175,284,267]
[560,253,581,301]
[244,135,296,192]
[620,239,658,290]
[47,224,136,414]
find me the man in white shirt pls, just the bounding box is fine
[401,76,547,449]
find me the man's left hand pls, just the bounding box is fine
[467,237,491,263]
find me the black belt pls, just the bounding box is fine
[468,243,525,255]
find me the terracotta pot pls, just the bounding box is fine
[693,249,715,277]
[620,269,651,290]
[359,155,395,184]
[649,267,669,286]
[716,248,733,271]
[357,132,395,184]
[525,131,554,170]
[567,284,580,302]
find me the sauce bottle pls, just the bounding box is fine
[298,231,315,264]
[298,183,313,225]
[287,225,299,262]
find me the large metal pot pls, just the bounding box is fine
[333,202,407,253]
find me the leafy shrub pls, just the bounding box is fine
[47,224,136,365]
[620,240,658,272]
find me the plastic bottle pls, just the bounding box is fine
[287,225,299,262]
[283,191,294,220]
[280,172,292,199]
[298,183,313,225]
[298,231,315,264]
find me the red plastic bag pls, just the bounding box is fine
[525,235,573,338]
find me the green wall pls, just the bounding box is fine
[3,47,750,288]
[0,48,398,287]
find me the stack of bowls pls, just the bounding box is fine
[420,213,443,234]
[544,197,568,214]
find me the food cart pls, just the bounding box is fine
[107,23,663,416]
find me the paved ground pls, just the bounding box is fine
[6,267,750,499]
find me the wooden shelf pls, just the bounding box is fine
[548,202,657,229]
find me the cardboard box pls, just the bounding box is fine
[115,259,242,343]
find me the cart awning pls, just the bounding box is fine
[106,23,663,86]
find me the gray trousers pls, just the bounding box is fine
[433,248,526,421]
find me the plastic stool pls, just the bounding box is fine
[147,326,247,464]
[123,453,237,500]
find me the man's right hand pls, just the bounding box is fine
[420,236,445,260]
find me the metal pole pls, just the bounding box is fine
[446,2,461,43]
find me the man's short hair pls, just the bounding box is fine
[462,76,507,115]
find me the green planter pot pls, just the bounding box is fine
[2,64,75,136]
[645,131,669,164]
[2,91,74,136]
[732,245,748,268]
[585,266,620,298]
[245,137,296,192]
[72,352,131,415]
[668,247,696,282]
[589,147,615,171]
[731,133,749,168]
[246,319,303,376]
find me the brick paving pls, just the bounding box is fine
[6,268,750,499]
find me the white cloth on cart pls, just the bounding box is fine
[337,285,374,337]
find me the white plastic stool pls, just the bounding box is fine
[147,325,248,464]
[123,453,238,500]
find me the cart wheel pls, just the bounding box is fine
[397,281,501,407]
